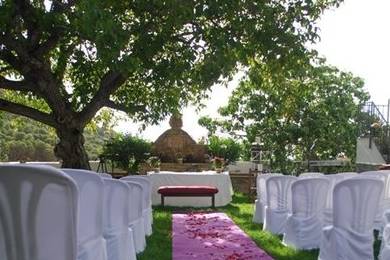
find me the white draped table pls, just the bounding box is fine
[148,171,233,207]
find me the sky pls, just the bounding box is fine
[116,0,390,142]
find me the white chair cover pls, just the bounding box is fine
[283,177,329,249]
[0,165,78,260]
[319,177,384,260]
[102,179,136,260]
[132,175,153,226]
[360,170,390,231]
[121,176,153,236]
[380,210,390,260]
[99,173,112,178]
[121,180,147,253]
[62,169,107,260]
[263,175,296,234]
[252,173,282,224]
[323,172,357,226]
[298,172,324,178]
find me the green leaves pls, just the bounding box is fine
[206,135,243,163]
[203,58,368,172]
[102,134,152,173]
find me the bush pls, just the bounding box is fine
[207,136,243,163]
[102,134,151,173]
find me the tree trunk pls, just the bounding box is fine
[54,126,91,169]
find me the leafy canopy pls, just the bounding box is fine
[199,58,369,173]
[0,0,342,126]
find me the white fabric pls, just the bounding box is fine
[380,210,390,260]
[99,173,112,178]
[360,170,390,231]
[132,176,153,225]
[263,175,296,234]
[102,179,135,260]
[323,172,357,226]
[0,165,78,260]
[121,180,147,253]
[319,177,384,260]
[283,178,329,249]
[298,172,324,178]
[148,171,233,207]
[62,169,107,260]
[252,173,282,223]
[121,176,153,236]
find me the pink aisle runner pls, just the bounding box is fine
[172,212,273,260]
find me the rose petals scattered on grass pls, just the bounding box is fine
[173,212,274,260]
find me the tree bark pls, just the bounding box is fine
[54,126,91,169]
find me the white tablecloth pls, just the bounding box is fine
[148,171,233,207]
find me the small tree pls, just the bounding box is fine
[207,135,242,163]
[200,59,369,172]
[102,134,151,174]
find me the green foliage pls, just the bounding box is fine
[147,156,161,168]
[0,112,114,162]
[206,135,242,163]
[201,59,369,173]
[0,0,343,167]
[102,134,151,173]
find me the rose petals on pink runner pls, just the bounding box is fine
[172,212,273,260]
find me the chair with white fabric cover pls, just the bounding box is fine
[0,165,78,260]
[252,173,282,224]
[62,169,108,260]
[263,175,296,234]
[121,176,153,236]
[101,178,136,260]
[298,172,324,178]
[283,177,329,249]
[120,179,147,253]
[319,177,384,260]
[132,175,153,226]
[380,209,390,260]
[360,170,390,231]
[323,172,358,226]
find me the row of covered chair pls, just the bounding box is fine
[0,165,152,260]
[253,171,388,260]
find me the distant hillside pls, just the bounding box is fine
[0,112,114,162]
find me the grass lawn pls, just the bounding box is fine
[138,193,381,260]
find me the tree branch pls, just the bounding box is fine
[0,49,24,72]
[0,76,35,92]
[104,100,146,114]
[78,71,127,126]
[0,98,57,127]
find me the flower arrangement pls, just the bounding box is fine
[147,156,161,172]
[212,156,225,172]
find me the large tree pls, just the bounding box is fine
[0,0,341,168]
[199,59,369,172]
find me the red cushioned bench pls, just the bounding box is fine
[157,186,219,207]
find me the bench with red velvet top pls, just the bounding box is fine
[157,186,219,207]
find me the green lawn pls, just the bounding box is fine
[138,193,381,260]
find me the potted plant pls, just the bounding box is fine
[148,156,161,172]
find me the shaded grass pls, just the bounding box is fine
[138,193,381,260]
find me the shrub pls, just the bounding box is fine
[102,134,151,173]
[207,136,243,163]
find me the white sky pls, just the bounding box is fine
[117,0,390,141]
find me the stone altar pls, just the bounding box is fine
[152,114,208,163]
